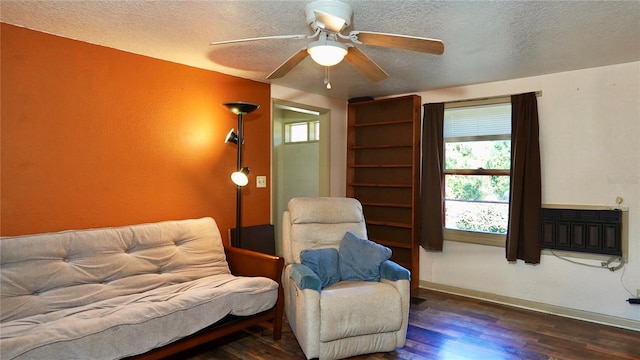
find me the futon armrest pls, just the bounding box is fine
[224,246,284,341]
[289,264,322,292]
[380,260,411,282]
[224,246,284,283]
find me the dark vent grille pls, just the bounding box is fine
[540,208,622,256]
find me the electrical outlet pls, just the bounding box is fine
[256,176,267,188]
[637,289,640,297]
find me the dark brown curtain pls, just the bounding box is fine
[420,103,445,251]
[506,92,541,263]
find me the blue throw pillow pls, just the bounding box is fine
[300,248,341,288]
[339,231,392,282]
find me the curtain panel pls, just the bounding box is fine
[506,92,542,263]
[420,103,445,251]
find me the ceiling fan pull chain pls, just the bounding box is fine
[324,66,332,89]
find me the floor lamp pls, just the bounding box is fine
[223,101,259,248]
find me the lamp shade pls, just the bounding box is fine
[224,129,239,144]
[307,40,348,67]
[223,102,259,115]
[231,167,250,187]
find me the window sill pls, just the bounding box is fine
[284,140,319,145]
[443,229,505,247]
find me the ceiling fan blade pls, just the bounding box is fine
[314,10,346,33]
[344,47,388,83]
[210,34,308,46]
[267,48,309,79]
[350,31,445,55]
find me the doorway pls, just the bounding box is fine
[272,100,330,255]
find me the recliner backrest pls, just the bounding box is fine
[282,197,367,265]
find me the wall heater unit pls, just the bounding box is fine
[540,208,623,256]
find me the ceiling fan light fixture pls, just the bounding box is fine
[307,40,348,67]
[211,0,444,84]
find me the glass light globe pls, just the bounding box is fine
[307,41,348,67]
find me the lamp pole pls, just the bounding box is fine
[223,102,259,248]
[235,111,244,246]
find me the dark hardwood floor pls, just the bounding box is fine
[171,288,640,360]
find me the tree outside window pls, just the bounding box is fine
[444,102,511,235]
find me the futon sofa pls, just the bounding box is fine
[0,217,283,360]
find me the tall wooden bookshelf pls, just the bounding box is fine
[347,95,421,291]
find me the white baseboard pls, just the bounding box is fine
[419,280,640,332]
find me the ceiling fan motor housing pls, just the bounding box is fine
[305,0,352,31]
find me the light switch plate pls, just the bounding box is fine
[256,176,267,188]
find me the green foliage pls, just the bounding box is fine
[490,176,510,201]
[487,141,511,169]
[445,139,511,234]
[454,204,508,234]
[449,177,483,200]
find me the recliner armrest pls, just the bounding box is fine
[380,260,411,281]
[289,264,322,292]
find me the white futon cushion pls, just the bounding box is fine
[1,273,277,359]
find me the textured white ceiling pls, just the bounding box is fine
[1,0,639,100]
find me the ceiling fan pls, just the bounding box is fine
[210,0,444,87]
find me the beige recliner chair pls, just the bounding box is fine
[282,197,410,360]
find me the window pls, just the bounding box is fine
[284,120,319,143]
[443,101,511,237]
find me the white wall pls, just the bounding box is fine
[270,86,348,197]
[415,62,640,323]
[282,142,320,196]
[270,87,347,256]
[272,107,321,255]
[273,62,639,324]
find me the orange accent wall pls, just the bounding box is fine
[1,23,271,241]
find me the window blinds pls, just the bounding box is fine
[444,103,511,138]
